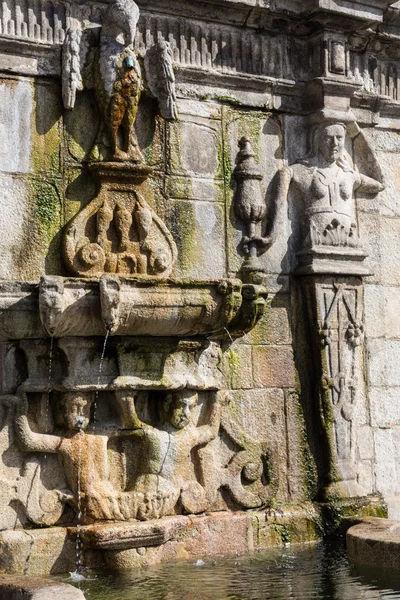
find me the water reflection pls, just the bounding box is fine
[66,540,400,600]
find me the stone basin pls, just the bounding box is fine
[0,276,244,340]
[346,517,400,570]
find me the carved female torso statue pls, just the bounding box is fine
[284,122,383,252]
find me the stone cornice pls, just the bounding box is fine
[0,0,399,116]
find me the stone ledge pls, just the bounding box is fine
[347,517,400,569]
[0,499,386,575]
[0,576,84,600]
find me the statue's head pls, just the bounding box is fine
[162,391,198,430]
[314,122,346,166]
[103,0,140,46]
[62,392,93,430]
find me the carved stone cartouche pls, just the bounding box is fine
[63,162,178,278]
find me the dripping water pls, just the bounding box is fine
[46,334,54,427]
[92,329,110,428]
[72,423,85,579]
[43,334,54,459]
[223,326,234,344]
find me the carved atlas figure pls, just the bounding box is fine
[62,0,177,162]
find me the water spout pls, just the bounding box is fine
[99,275,121,334]
[39,276,64,337]
[75,416,86,429]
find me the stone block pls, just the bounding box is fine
[379,216,400,285]
[166,175,225,203]
[367,339,400,387]
[256,504,321,548]
[227,388,288,499]
[240,294,292,346]
[223,344,253,389]
[167,118,221,179]
[253,346,296,388]
[357,426,374,459]
[0,528,76,576]
[0,78,32,174]
[357,211,382,282]
[370,387,400,428]
[0,577,85,599]
[374,429,397,497]
[166,199,225,279]
[384,286,400,339]
[364,284,385,339]
[0,175,29,279]
[356,460,374,495]
[284,390,309,501]
[32,80,62,174]
[357,141,400,217]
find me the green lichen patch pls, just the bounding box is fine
[29,177,62,246]
[166,199,198,276]
[31,81,62,175]
[318,496,388,537]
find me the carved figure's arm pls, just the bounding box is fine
[356,173,385,194]
[195,391,229,446]
[114,392,149,437]
[7,395,62,453]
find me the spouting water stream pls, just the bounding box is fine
[223,326,234,344]
[75,425,84,576]
[43,334,55,459]
[93,329,110,427]
[71,329,110,578]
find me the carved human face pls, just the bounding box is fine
[63,393,92,430]
[168,393,197,430]
[317,124,346,165]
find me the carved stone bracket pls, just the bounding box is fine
[63,162,177,278]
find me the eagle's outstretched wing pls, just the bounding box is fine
[62,25,91,110]
[144,41,178,120]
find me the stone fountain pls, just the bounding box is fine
[0,0,397,592]
[0,0,271,578]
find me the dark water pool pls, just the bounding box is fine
[63,540,400,600]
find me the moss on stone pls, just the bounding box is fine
[216,95,242,107]
[166,200,198,275]
[30,178,62,245]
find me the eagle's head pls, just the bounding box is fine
[102,0,140,46]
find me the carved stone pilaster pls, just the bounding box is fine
[294,275,367,500]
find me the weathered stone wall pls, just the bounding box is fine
[362,126,400,515]
[0,0,399,517]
